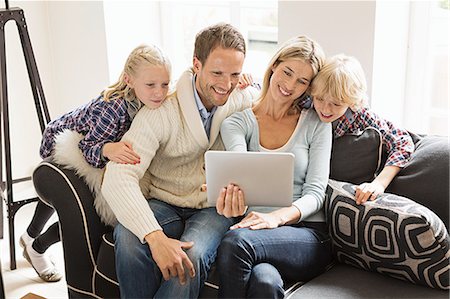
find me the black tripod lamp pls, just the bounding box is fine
[0,0,51,270]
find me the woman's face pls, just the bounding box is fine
[268,59,314,105]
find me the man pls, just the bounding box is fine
[102,23,258,298]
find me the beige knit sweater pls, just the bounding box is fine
[101,69,258,242]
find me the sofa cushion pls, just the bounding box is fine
[325,179,450,290]
[289,263,449,298]
[386,135,449,230]
[330,127,383,185]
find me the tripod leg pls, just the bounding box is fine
[0,14,5,242]
[16,12,51,131]
[0,20,17,271]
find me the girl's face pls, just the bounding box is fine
[126,65,170,109]
[268,59,314,105]
[313,94,349,123]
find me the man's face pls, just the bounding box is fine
[193,47,245,111]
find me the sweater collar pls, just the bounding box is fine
[176,69,209,147]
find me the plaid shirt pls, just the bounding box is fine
[40,95,139,168]
[299,98,414,167]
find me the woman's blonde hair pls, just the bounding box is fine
[102,44,171,103]
[311,54,368,109]
[256,35,325,110]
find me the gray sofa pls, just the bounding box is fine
[32,130,449,298]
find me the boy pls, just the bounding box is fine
[309,54,414,204]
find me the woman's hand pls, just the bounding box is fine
[230,211,284,230]
[355,181,385,205]
[237,73,254,89]
[102,141,140,164]
[216,183,247,218]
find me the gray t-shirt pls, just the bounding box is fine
[220,108,332,222]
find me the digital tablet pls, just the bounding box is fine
[205,151,294,207]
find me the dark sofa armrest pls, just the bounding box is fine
[32,158,111,293]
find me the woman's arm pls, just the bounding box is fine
[292,119,332,221]
[220,111,250,151]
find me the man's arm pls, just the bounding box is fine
[101,106,163,241]
[101,105,196,283]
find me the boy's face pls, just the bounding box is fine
[313,94,349,123]
[193,47,245,111]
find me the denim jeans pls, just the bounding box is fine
[217,222,333,299]
[114,199,236,298]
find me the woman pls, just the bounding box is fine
[216,36,333,298]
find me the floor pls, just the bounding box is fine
[1,200,68,299]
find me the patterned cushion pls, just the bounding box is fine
[325,179,450,290]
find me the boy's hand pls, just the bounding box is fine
[355,181,385,205]
[102,141,140,164]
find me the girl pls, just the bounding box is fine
[20,44,172,282]
[216,36,333,298]
[309,54,414,204]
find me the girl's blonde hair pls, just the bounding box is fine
[311,54,368,109]
[256,35,325,111]
[102,44,171,102]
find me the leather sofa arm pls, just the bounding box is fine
[32,158,111,293]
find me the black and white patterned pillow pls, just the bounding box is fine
[325,179,450,290]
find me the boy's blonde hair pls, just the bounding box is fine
[256,35,325,111]
[102,44,171,103]
[311,54,368,109]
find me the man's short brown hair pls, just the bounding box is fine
[194,23,246,64]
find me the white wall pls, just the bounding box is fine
[5,1,109,180]
[372,1,410,126]
[278,0,376,99]
[103,1,162,83]
[5,1,54,179]
[46,1,109,115]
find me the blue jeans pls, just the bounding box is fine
[217,222,333,298]
[114,199,236,298]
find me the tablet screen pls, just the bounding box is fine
[205,151,294,207]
